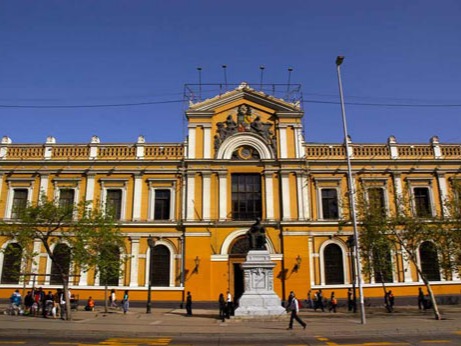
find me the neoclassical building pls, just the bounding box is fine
[0,83,460,303]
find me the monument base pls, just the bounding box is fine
[234,250,286,317]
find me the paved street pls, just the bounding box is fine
[0,305,460,345]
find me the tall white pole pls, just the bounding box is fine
[335,56,366,324]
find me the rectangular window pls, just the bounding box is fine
[231,174,262,221]
[11,189,28,219]
[106,189,122,220]
[58,189,75,218]
[321,188,339,219]
[154,189,171,220]
[368,187,386,217]
[414,187,432,217]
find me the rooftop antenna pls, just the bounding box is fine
[259,65,265,91]
[197,67,202,101]
[222,65,228,91]
[286,67,293,99]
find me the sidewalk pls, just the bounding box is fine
[0,305,460,338]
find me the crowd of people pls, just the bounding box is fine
[5,287,78,319]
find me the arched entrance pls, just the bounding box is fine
[229,236,250,305]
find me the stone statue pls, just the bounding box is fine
[247,218,266,250]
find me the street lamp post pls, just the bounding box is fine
[336,56,366,324]
[347,235,357,313]
[146,235,156,314]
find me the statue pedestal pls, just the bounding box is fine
[234,250,286,317]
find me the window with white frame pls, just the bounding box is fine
[100,179,128,221]
[367,187,387,217]
[11,189,28,219]
[413,187,432,217]
[154,189,171,220]
[321,188,339,219]
[315,178,342,221]
[106,189,122,220]
[148,180,176,221]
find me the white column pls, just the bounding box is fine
[29,240,42,286]
[218,172,227,221]
[187,126,196,159]
[294,126,304,159]
[279,127,287,158]
[132,174,143,221]
[393,173,404,214]
[296,173,309,221]
[308,237,315,286]
[186,173,195,221]
[281,172,291,221]
[85,174,95,210]
[0,174,3,201]
[202,172,211,220]
[264,172,274,220]
[203,125,212,159]
[436,171,449,217]
[39,174,49,197]
[78,266,88,286]
[402,249,413,283]
[129,237,140,287]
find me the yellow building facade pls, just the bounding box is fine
[0,83,460,304]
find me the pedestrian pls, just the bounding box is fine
[9,289,22,315]
[58,289,66,320]
[417,287,425,310]
[385,290,394,312]
[110,289,118,309]
[314,289,325,312]
[329,292,337,313]
[85,296,95,311]
[44,291,54,318]
[122,290,129,314]
[225,290,233,318]
[306,290,313,309]
[287,292,306,330]
[286,291,294,312]
[347,288,355,312]
[185,291,192,316]
[34,287,45,316]
[24,291,34,315]
[218,293,226,321]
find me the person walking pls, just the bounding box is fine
[122,290,129,314]
[347,288,356,312]
[306,290,313,309]
[314,289,325,312]
[218,293,226,321]
[185,291,192,316]
[110,289,118,309]
[418,287,425,310]
[329,292,337,313]
[287,292,306,330]
[225,290,233,318]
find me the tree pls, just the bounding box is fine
[354,182,461,320]
[0,194,125,320]
[72,206,126,313]
[355,187,395,311]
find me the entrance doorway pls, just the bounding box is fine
[233,263,244,304]
[229,236,250,306]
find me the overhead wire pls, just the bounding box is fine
[0,96,460,109]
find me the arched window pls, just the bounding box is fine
[99,245,121,286]
[50,244,71,285]
[1,243,22,284]
[324,244,344,285]
[419,241,441,281]
[151,245,170,287]
[230,236,250,257]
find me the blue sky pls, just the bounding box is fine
[1,0,460,145]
